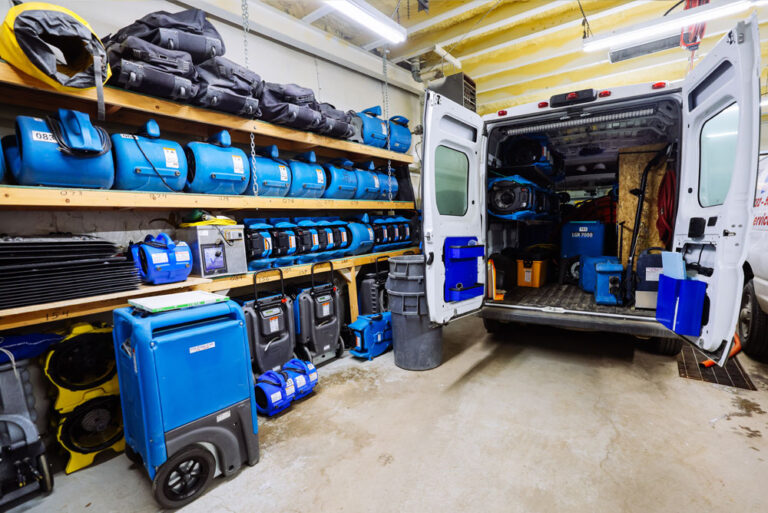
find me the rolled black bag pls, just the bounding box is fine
[104,9,225,63]
[194,56,262,117]
[260,83,323,131]
[315,102,354,139]
[106,36,198,101]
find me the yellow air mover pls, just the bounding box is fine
[56,395,124,474]
[44,323,118,414]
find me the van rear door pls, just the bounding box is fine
[673,16,760,366]
[422,91,486,324]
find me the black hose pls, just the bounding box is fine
[46,115,111,157]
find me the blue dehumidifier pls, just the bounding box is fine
[112,299,259,509]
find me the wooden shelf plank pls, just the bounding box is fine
[0,185,415,210]
[0,248,418,331]
[0,62,414,165]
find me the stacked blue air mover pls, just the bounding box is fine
[243,214,414,271]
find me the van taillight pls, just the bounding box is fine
[566,92,578,100]
[538,101,548,108]
[497,110,507,116]
[652,81,667,89]
[598,90,611,97]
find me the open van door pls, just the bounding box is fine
[422,91,486,324]
[673,15,760,366]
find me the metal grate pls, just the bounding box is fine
[677,344,756,390]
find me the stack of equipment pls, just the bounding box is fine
[242,269,296,374]
[112,120,187,192]
[259,83,323,132]
[129,233,192,285]
[177,224,247,278]
[349,312,392,360]
[246,145,291,197]
[386,115,412,153]
[185,130,249,195]
[0,360,53,508]
[559,221,606,284]
[349,106,387,148]
[113,296,259,509]
[595,263,624,306]
[0,234,140,310]
[293,262,344,365]
[4,109,113,189]
[194,56,262,117]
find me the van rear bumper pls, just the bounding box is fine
[480,302,673,338]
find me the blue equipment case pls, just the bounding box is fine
[245,145,291,197]
[350,106,388,148]
[112,300,259,508]
[281,359,318,399]
[244,220,274,271]
[112,120,187,192]
[185,130,249,195]
[349,312,392,360]
[444,236,485,302]
[293,262,344,365]
[254,370,295,416]
[579,255,619,293]
[353,161,381,200]
[387,115,411,153]
[376,170,399,199]
[8,109,113,189]
[129,233,192,285]
[287,151,326,198]
[322,160,358,199]
[595,263,624,305]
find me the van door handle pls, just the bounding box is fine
[723,229,736,237]
[426,252,434,265]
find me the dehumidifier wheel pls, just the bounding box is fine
[335,337,345,358]
[37,454,54,494]
[152,445,216,509]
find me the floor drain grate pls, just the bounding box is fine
[677,344,756,390]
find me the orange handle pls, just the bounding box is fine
[699,333,741,368]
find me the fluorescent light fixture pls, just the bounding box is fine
[761,97,768,107]
[584,0,755,53]
[326,0,407,44]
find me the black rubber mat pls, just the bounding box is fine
[503,283,656,318]
[677,344,756,390]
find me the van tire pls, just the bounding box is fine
[739,280,768,362]
[483,318,504,335]
[641,337,683,356]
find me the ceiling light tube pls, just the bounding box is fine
[583,0,754,53]
[325,0,407,44]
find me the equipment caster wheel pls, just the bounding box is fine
[152,445,215,509]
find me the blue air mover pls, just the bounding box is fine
[344,218,375,256]
[287,151,326,198]
[315,219,335,252]
[487,175,541,220]
[293,262,343,365]
[185,130,249,195]
[266,218,298,267]
[371,217,390,251]
[112,300,259,509]
[8,109,113,188]
[350,106,388,148]
[327,219,351,257]
[387,115,411,153]
[253,371,294,416]
[354,161,380,200]
[243,269,296,374]
[322,160,358,199]
[294,218,322,264]
[129,233,192,285]
[112,120,187,192]
[0,139,5,182]
[281,359,318,399]
[349,312,392,361]
[244,220,274,271]
[376,171,399,200]
[245,145,291,197]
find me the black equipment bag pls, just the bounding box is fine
[260,83,323,131]
[104,9,225,64]
[316,103,354,139]
[194,56,262,117]
[106,36,197,101]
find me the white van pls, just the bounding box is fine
[421,16,760,367]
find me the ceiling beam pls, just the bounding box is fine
[302,5,333,24]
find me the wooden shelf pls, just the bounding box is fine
[0,185,415,210]
[0,61,413,165]
[0,248,417,331]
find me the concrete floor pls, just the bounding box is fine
[15,316,768,513]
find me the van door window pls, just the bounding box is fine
[435,145,469,216]
[699,103,739,207]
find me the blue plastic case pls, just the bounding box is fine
[245,145,291,197]
[112,120,187,192]
[387,115,411,153]
[286,151,326,198]
[185,130,250,195]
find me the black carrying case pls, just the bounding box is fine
[259,83,323,131]
[316,102,354,139]
[194,56,262,117]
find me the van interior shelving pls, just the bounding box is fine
[484,95,682,322]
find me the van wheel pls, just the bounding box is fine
[739,280,768,362]
[483,318,504,335]
[640,337,683,356]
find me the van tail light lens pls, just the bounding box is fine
[598,90,611,97]
[538,101,548,108]
[652,81,667,89]
[497,110,507,116]
[566,92,578,100]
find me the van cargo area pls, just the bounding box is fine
[482,95,681,338]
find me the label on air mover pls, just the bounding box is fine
[341,232,348,243]
[279,165,288,181]
[269,315,279,332]
[270,391,282,403]
[232,155,244,174]
[32,131,56,143]
[373,175,380,188]
[151,252,169,264]
[316,168,324,183]
[175,250,190,262]
[356,335,361,348]
[322,302,330,317]
[312,233,319,246]
[309,371,317,382]
[289,235,296,248]
[285,379,295,396]
[164,148,180,169]
[295,375,306,387]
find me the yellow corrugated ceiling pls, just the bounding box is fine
[268,0,768,115]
